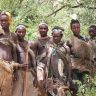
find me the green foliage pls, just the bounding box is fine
[0,0,96,40]
[0,0,96,95]
[76,74,96,96]
[0,0,96,41]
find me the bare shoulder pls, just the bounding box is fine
[11,32,17,37]
[28,40,38,49]
[11,32,18,43]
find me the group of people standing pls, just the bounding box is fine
[0,11,96,96]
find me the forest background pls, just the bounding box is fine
[0,0,96,40]
[0,0,96,96]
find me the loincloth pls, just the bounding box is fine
[0,59,13,96]
[37,62,46,81]
[0,59,25,96]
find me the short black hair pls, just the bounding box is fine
[52,26,64,37]
[15,24,26,32]
[89,25,96,33]
[52,26,64,31]
[70,19,80,28]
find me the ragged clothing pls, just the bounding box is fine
[46,78,69,96]
[46,41,71,96]
[0,32,18,44]
[0,32,17,62]
[67,36,92,73]
[0,28,18,96]
[87,37,96,74]
[12,40,37,96]
[48,41,71,81]
[0,58,23,96]
[88,37,96,65]
[29,36,51,81]
[67,35,93,84]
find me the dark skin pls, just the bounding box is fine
[52,31,62,44]
[29,24,50,95]
[67,22,81,52]
[16,27,26,42]
[13,26,37,96]
[0,13,18,96]
[0,14,10,35]
[51,30,74,96]
[29,23,50,70]
[0,42,15,61]
[15,26,27,64]
[52,30,71,80]
[0,14,27,84]
[0,14,17,62]
[0,14,18,43]
[89,30,96,38]
[88,25,96,38]
[38,24,48,37]
[30,24,50,56]
[36,24,50,63]
[15,26,35,69]
[71,23,80,37]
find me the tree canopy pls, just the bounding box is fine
[0,0,96,40]
[0,0,96,95]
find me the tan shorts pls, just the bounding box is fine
[37,66,44,81]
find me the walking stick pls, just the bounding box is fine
[23,45,29,96]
